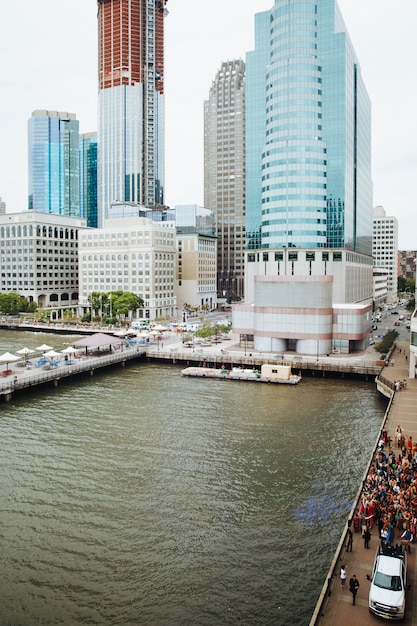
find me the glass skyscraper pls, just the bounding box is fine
[79,132,98,228]
[97,0,168,226]
[246,0,372,255]
[28,110,80,217]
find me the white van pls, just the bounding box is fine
[368,544,408,620]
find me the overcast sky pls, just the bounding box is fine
[0,0,415,248]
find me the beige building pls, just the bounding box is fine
[204,59,246,300]
[78,217,176,321]
[176,232,217,314]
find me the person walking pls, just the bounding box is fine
[346,528,353,552]
[349,574,359,605]
[340,564,347,589]
[364,527,371,549]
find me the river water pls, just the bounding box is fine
[0,330,387,625]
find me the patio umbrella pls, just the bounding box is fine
[0,351,20,371]
[154,324,167,332]
[43,350,61,358]
[16,347,35,363]
[113,329,128,337]
[61,346,78,364]
[36,343,53,352]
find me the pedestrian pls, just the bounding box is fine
[349,574,359,605]
[364,527,371,549]
[346,528,353,552]
[340,564,347,589]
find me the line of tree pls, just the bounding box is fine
[86,291,144,322]
[0,293,37,315]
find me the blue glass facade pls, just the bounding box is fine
[28,111,80,217]
[246,0,372,255]
[79,133,98,228]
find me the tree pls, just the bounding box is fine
[0,292,24,315]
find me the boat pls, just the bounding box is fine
[181,363,301,384]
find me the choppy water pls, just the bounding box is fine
[0,330,387,625]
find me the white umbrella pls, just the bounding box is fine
[36,344,53,352]
[61,346,78,363]
[61,346,78,354]
[43,350,61,358]
[113,329,128,337]
[16,347,35,356]
[0,351,20,371]
[154,324,167,332]
[16,347,35,363]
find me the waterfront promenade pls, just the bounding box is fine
[312,341,417,626]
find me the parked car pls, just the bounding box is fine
[391,310,398,315]
[367,544,409,621]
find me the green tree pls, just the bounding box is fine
[398,276,407,293]
[375,329,399,355]
[0,292,24,315]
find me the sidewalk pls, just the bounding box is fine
[314,341,417,626]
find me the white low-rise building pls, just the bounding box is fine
[233,248,374,356]
[0,211,85,314]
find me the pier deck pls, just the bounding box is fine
[0,344,146,400]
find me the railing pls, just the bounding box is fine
[0,346,146,395]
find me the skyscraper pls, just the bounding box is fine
[79,132,98,228]
[245,0,372,254]
[28,110,80,217]
[204,60,246,300]
[233,0,374,356]
[97,0,168,226]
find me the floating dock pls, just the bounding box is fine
[181,363,302,384]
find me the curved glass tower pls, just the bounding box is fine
[246,0,372,255]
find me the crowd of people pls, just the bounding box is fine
[353,424,416,549]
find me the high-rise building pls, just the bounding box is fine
[28,110,80,217]
[245,0,372,254]
[80,132,98,228]
[233,0,374,356]
[204,59,246,301]
[97,0,168,226]
[373,205,398,303]
[0,197,6,215]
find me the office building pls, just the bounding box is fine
[78,216,176,321]
[204,60,245,300]
[28,110,80,217]
[233,0,374,355]
[0,211,85,315]
[373,206,398,303]
[80,132,98,228]
[398,251,416,281]
[175,205,217,312]
[0,197,6,215]
[97,0,168,225]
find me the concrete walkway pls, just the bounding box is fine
[313,341,417,625]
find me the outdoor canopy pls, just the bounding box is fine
[73,333,122,348]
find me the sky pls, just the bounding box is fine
[0,0,415,248]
